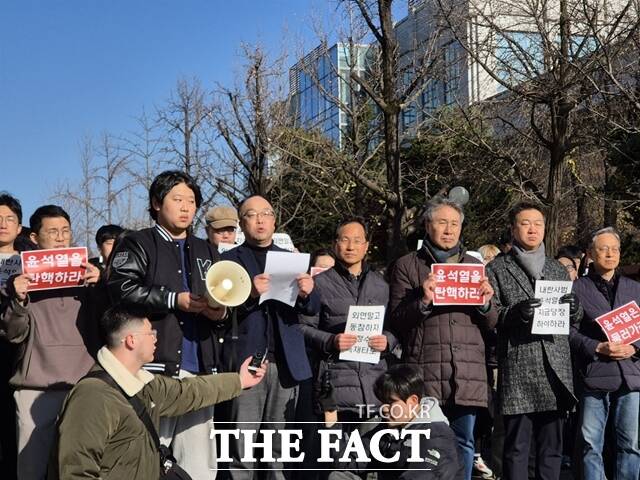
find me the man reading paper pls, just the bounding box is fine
[220,195,319,479]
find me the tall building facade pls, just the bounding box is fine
[289,42,372,148]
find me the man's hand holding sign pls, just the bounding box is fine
[16,247,100,303]
[595,301,640,359]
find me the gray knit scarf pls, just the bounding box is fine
[512,241,546,280]
[423,237,462,264]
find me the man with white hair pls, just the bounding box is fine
[389,197,497,480]
[571,227,640,480]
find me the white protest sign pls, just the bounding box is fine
[0,253,21,290]
[339,305,385,364]
[260,251,310,307]
[532,280,573,335]
[217,242,236,254]
[234,231,295,252]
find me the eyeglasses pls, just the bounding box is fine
[242,209,275,220]
[336,237,367,246]
[121,329,158,343]
[43,228,72,240]
[0,215,18,226]
[596,246,620,254]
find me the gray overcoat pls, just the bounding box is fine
[486,251,581,415]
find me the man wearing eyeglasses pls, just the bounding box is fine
[571,227,640,479]
[389,197,497,480]
[1,204,104,480]
[48,306,266,480]
[221,195,319,479]
[298,217,396,428]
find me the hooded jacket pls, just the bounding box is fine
[331,397,464,479]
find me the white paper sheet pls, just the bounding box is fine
[339,305,385,364]
[532,280,573,335]
[259,251,310,307]
[0,253,21,290]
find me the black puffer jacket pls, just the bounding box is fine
[298,262,397,414]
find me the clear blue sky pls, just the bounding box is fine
[0,0,333,222]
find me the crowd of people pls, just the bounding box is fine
[0,169,639,480]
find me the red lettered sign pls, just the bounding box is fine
[432,263,486,306]
[21,247,88,291]
[595,301,640,345]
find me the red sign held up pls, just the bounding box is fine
[595,301,640,345]
[21,247,88,292]
[432,263,486,306]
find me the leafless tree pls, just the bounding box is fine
[434,0,640,253]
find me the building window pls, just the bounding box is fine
[495,31,544,89]
[443,42,462,105]
[421,79,439,115]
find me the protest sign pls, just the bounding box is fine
[234,231,295,252]
[531,280,573,335]
[21,247,88,291]
[0,253,21,290]
[339,305,385,364]
[432,263,485,306]
[595,301,640,345]
[217,242,236,254]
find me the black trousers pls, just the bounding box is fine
[503,410,564,480]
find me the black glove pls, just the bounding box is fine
[317,370,337,412]
[515,298,542,324]
[560,293,580,315]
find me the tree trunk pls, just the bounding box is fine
[545,149,565,256]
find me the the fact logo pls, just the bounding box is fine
[213,426,432,464]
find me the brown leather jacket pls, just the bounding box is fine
[388,247,498,407]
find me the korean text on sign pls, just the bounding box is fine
[432,263,485,306]
[339,305,385,364]
[531,280,573,335]
[20,247,88,292]
[595,301,640,345]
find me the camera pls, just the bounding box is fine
[248,349,267,373]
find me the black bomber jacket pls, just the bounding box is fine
[107,224,221,377]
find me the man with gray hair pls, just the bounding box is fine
[389,196,497,480]
[571,227,640,480]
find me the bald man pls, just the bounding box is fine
[220,195,319,479]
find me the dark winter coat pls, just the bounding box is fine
[388,247,498,408]
[486,251,580,415]
[298,262,397,414]
[221,243,319,382]
[571,273,640,393]
[330,397,464,480]
[107,224,221,377]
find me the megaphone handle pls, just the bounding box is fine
[228,307,239,372]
